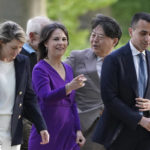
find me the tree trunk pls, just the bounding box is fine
[0,0,46,29]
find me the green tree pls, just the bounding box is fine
[47,0,117,57]
[111,0,150,47]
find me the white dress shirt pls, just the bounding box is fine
[129,41,148,86]
[96,56,103,78]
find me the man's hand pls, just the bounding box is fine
[135,97,150,111]
[40,130,50,144]
[139,116,150,131]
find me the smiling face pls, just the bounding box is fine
[45,28,68,58]
[0,39,23,62]
[90,25,118,57]
[129,19,150,52]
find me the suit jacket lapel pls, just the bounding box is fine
[84,49,100,86]
[145,51,150,98]
[123,43,138,97]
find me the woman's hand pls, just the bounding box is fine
[76,130,86,147]
[66,74,87,95]
[40,130,50,144]
[135,97,150,111]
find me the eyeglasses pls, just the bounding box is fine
[91,31,105,40]
[34,32,40,36]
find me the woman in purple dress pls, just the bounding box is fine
[28,23,86,150]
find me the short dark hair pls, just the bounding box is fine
[131,12,150,28]
[91,14,122,45]
[38,22,69,60]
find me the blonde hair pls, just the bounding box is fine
[0,21,26,44]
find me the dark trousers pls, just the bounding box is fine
[21,119,32,150]
[108,126,150,150]
[81,117,105,150]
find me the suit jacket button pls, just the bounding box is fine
[19,91,23,95]
[18,115,21,119]
[19,103,22,107]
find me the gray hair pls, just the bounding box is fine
[26,16,52,40]
[0,21,26,43]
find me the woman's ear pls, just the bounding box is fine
[44,41,48,48]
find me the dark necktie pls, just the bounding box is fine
[138,53,147,98]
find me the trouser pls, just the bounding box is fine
[20,119,32,150]
[0,115,20,150]
[0,138,20,150]
[108,126,150,150]
[80,117,105,150]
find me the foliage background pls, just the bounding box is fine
[111,0,150,48]
[46,0,117,58]
[47,0,150,58]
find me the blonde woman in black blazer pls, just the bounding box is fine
[0,21,49,150]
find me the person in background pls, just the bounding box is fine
[21,16,52,72]
[65,14,122,150]
[28,22,86,150]
[0,21,49,150]
[93,12,150,150]
[20,16,52,150]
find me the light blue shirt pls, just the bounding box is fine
[23,43,36,54]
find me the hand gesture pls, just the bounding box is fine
[66,74,87,95]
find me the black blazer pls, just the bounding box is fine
[20,47,37,74]
[11,54,47,146]
[92,42,150,148]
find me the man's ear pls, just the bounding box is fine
[29,32,35,41]
[128,27,132,37]
[113,38,119,47]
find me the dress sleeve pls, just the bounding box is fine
[32,67,67,102]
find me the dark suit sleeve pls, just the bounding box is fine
[23,58,47,132]
[101,55,142,130]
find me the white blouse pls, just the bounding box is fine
[0,60,16,115]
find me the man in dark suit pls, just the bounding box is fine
[20,16,52,150]
[93,12,150,150]
[65,14,122,150]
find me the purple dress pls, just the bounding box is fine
[28,60,80,150]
